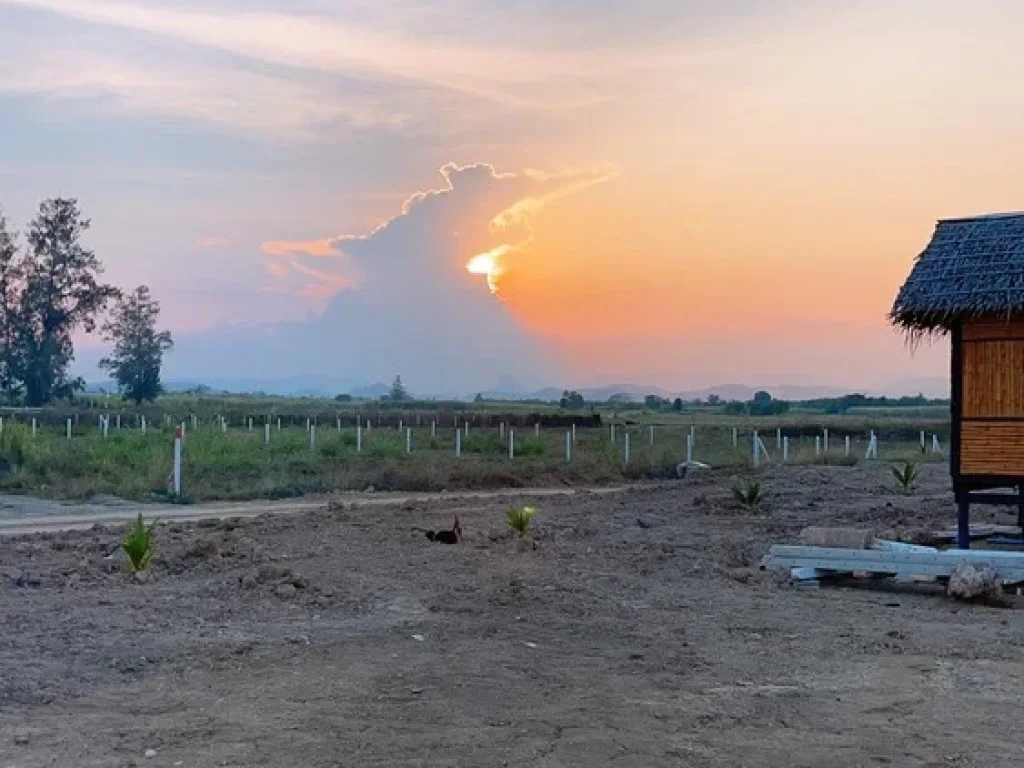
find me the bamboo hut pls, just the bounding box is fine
[891,212,1024,547]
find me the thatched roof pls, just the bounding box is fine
[890,212,1024,337]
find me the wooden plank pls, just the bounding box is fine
[961,422,1024,475]
[962,317,1024,341]
[962,339,1024,417]
[763,545,1024,582]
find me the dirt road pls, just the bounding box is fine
[2,463,1023,767]
[0,485,635,536]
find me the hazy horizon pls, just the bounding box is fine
[4,0,1013,393]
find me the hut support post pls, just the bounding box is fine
[1018,486,1024,531]
[957,497,971,550]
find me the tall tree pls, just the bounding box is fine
[17,199,118,405]
[99,286,173,404]
[389,375,408,401]
[0,211,22,402]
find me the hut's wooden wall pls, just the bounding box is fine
[959,317,1024,476]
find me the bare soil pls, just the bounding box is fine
[2,463,1024,767]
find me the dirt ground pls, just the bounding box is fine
[2,463,1024,768]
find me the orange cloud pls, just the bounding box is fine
[265,261,289,279]
[261,239,340,257]
[199,236,228,249]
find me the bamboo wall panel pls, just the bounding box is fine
[962,340,1024,417]
[961,421,1024,475]
[962,317,1024,341]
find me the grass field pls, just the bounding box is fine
[0,395,951,501]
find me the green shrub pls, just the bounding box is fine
[507,505,537,537]
[891,460,919,494]
[731,480,765,511]
[123,513,157,571]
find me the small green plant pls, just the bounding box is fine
[122,513,157,571]
[891,460,919,494]
[731,480,765,511]
[506,505,537,537]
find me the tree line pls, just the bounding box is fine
[0,199,172,406]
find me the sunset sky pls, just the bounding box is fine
[3,0,1022,394]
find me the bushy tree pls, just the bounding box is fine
[0,211,21,402]
[99,286,173,404]
[644,394,665,410]
[672,397,684,412]
[1,199,118,405]
[559,390,584,409]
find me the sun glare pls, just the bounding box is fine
[466,245,512,294]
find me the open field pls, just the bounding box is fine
[2,462,1023,767]
[0,398,950,501]
[0,420,946,501]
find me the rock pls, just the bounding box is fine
[239,572,258,590]
[800,527,874,550]
[676,460,710,479]
[289,573,309,589]
[1,566,25,587]
[275,583,297,600]
[13,733,29,745]
[257,564,292,583]
[188,538,220,559]
[145,748,157,758]
[948,563,1002,602]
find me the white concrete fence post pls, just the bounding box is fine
[823,428,829,453]
[310,424,317,449]
[815,436,821,456]
[509,429,515,459]
[649,425,655,446]
[845,435,851,456]
[624,432,630,465]
[752,430,760,467]
[173,426,182,496]
[776,427,782,451]
[66,418,72,440]
[783,436,789,462]
[932,434,942,453]
[406,427,412,454]
[31,417,36,436]
[455,429,462,457]
[732,427,738,448]
[686,432,693,463]
[141,415,146,434]
[565,431,572,462]
[572,423,576,442]
[535,422,540,437]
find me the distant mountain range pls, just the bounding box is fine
[84,375,949,401]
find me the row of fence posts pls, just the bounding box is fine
[1,412,944,470]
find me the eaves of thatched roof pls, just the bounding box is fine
[890,212,1024,337]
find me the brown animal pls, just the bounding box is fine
[425,516,462,544]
